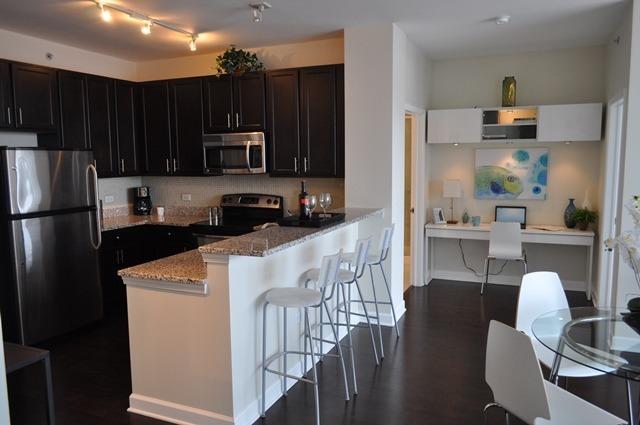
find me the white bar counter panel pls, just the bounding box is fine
[120,208,383,425]
[425,223,595,298]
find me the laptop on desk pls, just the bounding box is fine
[495,206,527,229]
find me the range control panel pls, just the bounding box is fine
[220,194,283,210]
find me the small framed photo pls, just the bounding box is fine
[433,208,446,224]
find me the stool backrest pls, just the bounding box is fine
[516,272,569,336]
[485,320,551,425]
[378,224,395,262]
[489,221,522,258]
[353,237,372,278]
[316,250,343,290]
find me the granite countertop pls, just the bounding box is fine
[102,214,207,231]
[118,249,207,285]
[199,208,383,257]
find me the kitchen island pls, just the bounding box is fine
[119,208,383,425]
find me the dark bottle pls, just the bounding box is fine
[299,181,311,219]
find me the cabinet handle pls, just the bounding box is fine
[6,107,10,125]
[120,159,125,173]
[18,107,23,125]
[294,157,298,173]
[166,158,170,173]
[235,113,239,128]
[227,113,231,129]
[173,158,178,172]
[303,157,308,173]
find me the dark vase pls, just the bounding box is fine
[564,198,577,228]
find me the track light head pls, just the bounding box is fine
[141,20,152,35]
[98,2,112,22]
[189,36,197,52]
[249,2,271,23]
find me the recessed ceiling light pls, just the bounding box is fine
[495,15,511,25]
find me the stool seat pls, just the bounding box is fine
[304,268,355,284]
[265,287,322,308]
[341,252,381,266]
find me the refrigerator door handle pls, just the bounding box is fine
[87,163,102,249]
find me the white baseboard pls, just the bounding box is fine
[128,394,234,425]
[429,270,587,293]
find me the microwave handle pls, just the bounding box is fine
[245,143,252,171]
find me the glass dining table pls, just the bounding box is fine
[532,307,640,425]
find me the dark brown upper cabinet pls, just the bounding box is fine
[267,65,344,178]
[267,69,300,176]
[169,78,204,175]
[11,63,58,131]
[58,71,89,149]
[114,80,139,176]
[140,81,173,175]
[86,76,117,177]
[0,61,12,129]
[202,72,265,133]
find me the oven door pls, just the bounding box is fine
[203,140,266,175]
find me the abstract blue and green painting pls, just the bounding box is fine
[475,148,549,200]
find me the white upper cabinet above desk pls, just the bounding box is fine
[427,108,482,144]
[537,103,603,142]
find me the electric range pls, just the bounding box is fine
[190,193,284,245]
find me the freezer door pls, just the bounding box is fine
[2,149,96,215]
[9,209,103,344]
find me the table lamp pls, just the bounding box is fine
[443,180,461,224]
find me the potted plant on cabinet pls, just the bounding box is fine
[571,208,598,231]
[215,45,264,76]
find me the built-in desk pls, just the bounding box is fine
[425,223,595,298]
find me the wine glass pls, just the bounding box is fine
[308,195,317,217]
[319,193,332,217]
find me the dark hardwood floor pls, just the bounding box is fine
[7,280,629,424]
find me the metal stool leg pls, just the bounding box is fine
[261,302,269,418]
[323,300,350,401]
[43,354,55,425]
[282,306,288,396]
[319,298,324,362]
[340,283,358,395]
[379,262,400,338]
[304,309,320,425]
[481,257,491,295]
[353,280,380,365]
[368,265,385,358]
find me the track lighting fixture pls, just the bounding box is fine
[249,2,271,23]
[91,1,198,51]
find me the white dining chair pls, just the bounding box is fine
[481,221,527,295]
[484,320,627,425]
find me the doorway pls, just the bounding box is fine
[598,95,625,307]
[404,114,413,291]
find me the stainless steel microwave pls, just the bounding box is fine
[202,132,267,175]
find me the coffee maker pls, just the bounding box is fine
[133,186,152,215]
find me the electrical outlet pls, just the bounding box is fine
[104,195,115,203]
[181,193,192,201]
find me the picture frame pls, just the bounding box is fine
[433,207,446,224]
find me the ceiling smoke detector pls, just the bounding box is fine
[495,15,511,25]
[250,2,271,23]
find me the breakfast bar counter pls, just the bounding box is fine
[120,208,383,425]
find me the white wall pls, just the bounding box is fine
[135,37,344,81]
[430,46,606,109]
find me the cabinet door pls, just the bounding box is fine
[267,69,300,176]
[233,72,265,131]
[202,76,233,133]
[427,109,482,144]
[11,63,58,130]
[0,61,13,128]
[140,81,173,175]
[299,66,339,177]
[58,71,89,149]
[87,76,117,177]
[170,78,204,175]
[114,81,139,175]
[537,103,603,142]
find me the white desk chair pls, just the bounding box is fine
[484,320,626,425]
[481,221,527,295]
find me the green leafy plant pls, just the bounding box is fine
[571,208,598,230]
[215,45,264,75]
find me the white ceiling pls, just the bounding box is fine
[0,0,628,61]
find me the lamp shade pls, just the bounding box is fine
[443,180,462,198]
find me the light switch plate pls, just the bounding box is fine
[181,193,192,201]
[104,195,115,203]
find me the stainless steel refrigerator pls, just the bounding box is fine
[0,148,103,344]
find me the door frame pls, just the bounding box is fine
[405,104,427,287]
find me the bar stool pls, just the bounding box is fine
[261,251,349,425]
[480,221,528,295]
[343,225,399,359]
